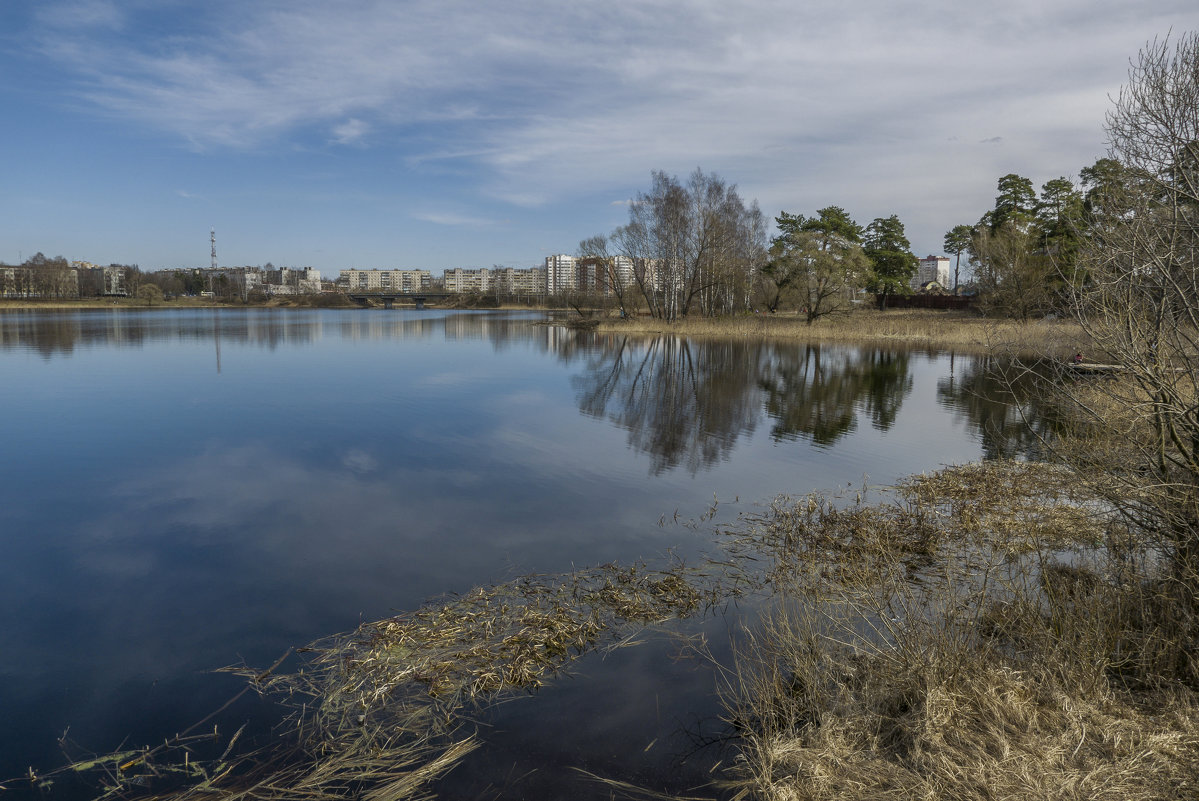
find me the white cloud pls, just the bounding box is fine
[36,0,124,30]
[341,448,378,473]
[413,211,498,227]
[23,0,1199,255]
[332,118,369,145]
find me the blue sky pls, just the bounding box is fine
[2,1,1197,273]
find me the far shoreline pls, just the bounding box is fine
[0,299,1088,357]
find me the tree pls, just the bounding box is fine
[943,224,974,291]
[989,173,1037,231]
[1058,33,1199,663]
[863,215,917,309]
[611,169,766,321]
[137,284,164,306]
[765,208,869,323]
[577,234,636,318]
[972,225,1054,319]
[1036,177,1084,274]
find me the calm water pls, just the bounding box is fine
[0,308,1039,798]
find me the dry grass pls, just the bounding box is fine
[31,463,1199,801]
[720,461,1199,801]
[594,310,1089,356]
[40,562,727,801]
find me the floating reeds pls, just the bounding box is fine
[24,461,1199,801]
[33,561,734,801]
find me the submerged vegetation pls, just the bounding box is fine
[26,460,1199,800]
[27,562,734,800]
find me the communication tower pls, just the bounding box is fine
[210,228,218,271]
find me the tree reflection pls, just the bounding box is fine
[936,354,1060,460]
[570,338,918,473]
[571,336,763,475]
[758,346,913,446]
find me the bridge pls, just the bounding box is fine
[345,290,455,309]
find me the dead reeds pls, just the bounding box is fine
[32,460,1199,801]
[42,562,728,801]
[594,310,1089,357]
[720,461,1199,801]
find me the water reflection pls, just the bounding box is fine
[0,308,551,358]
[0,308,1064,797]
[759,345,913,446]
[0,308,1058,468]
[568,335,920,473]
[571,335,763,474]
[936,354,1061,460]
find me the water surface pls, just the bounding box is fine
[0,308,1038,797]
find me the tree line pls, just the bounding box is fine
[578,169,930,322]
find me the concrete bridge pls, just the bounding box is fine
[346,291,455,309]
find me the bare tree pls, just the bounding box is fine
[577,234,635,318]
[973,225,1055,320]
[1058,34,1199,630]
[611,169,766,321]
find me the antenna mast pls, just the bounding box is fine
[210,228,218,271]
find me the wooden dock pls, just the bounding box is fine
[1066,362,1123,374]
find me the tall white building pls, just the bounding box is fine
[544,254,576,295]
[912,255,951,290]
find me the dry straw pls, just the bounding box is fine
[719,462,1199,801]
[27,463,1199,801]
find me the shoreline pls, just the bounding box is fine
[0,301,1089,356]
[591,309,1089,356]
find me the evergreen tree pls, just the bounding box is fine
[863,215,917,309]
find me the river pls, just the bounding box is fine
[0,307,1043,798]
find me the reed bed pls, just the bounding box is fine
[720,461,1199,801]
[594,310,1089,356]
[40,562,732,801]
[28,463,1199,801]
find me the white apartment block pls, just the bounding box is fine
[912,256,951,290]
[340,269,432,292]
[443,268,491,293]
[491,267,546,295]
[443,267,546,294]
[544,254,576,295]
[612,255,636,289]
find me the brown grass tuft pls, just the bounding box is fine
[721,461,1199,801]
[594,310,1089,357]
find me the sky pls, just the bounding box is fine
[2,1,1198,274]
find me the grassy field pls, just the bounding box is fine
[594,308,1090,356]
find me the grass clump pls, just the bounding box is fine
[721,461,1199,801]
[594,310,1089,357]
[38,562,722,801]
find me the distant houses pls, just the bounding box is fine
[335,254,640,298]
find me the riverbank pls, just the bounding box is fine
[0,296,341,310]
[594,309,1090,356]
[1,300,1093,357]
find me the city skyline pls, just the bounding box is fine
[3,1,1198,272]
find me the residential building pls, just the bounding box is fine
[912,255,951,290]
[544,254,576,295]
[339,269,432,292]
[491,267,546,295]
[443,267,492,293]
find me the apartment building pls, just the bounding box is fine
[912,255,951,290]
[339,269,432,292]
[544,254,576,295]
